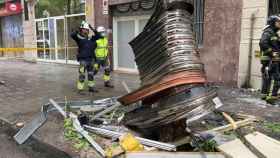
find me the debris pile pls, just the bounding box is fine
[14,97,280,158]
[118,0,220,130]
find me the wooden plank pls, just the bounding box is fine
[222,112,237,130]
[126,152,226,158]
[217,139,258,158]
[206,118,255,133]
[245,132,280,158]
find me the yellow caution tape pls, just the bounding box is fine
[0,47,78,52]
[0,46,112,53]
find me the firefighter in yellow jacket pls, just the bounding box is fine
[94,26,114,88]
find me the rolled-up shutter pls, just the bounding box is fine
[269,0,280,16]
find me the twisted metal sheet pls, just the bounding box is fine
[118,0,220,129]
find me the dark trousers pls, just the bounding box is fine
[269,61,280,96]
[261,61,271,95]
[77,60,95,90]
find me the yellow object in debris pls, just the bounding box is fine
[119,133,144,152]
[222,112,237,130]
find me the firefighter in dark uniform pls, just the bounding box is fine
[259,15,280,103]
[71,21,101,93]
[93,26,114,88]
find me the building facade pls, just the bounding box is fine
[0,0,277,89]
[238,0,270,88]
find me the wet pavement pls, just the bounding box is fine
[0,60,139,157]
[0,119,71,158]
[0,60,280,157]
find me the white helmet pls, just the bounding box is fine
[80,21,90,30]
[97,26,106,33]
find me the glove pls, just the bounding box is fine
[272,52,280,57]
[264,66,270,79]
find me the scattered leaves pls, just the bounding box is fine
[264,122,280,134]
[64,118,90,151]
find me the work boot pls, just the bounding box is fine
[89,87,99,93]
[104,81,114,88]
[78,90,86,95]
[266,96,278,104]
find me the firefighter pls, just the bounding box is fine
[259,15,280,103]
[93,26,114,88]
[71,21,101,93]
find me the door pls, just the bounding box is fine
[0,15,23,57]
[113,16,149,73]
[117,20,136,70]
[55,18,66,62]
[36,20,45,59]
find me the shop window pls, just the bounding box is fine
[35,0,85,18]
[35,15,85,62]
[194,0,204,47]
[269,0,280,16]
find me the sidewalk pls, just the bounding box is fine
[0,60,139,157]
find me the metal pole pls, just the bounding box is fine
[84,125,177,151]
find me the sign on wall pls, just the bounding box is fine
[103,0,108,15]
[0,1,22,17]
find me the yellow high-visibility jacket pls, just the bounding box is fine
[95,37,108,59]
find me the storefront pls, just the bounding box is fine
[20,0,203,75]
[35,14,85,64]
[34,0,85,64]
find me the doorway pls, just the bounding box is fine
[113,16,149,73]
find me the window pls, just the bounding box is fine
[269,0,280,16]
[194,0,204,47]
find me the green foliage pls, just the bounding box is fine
[35,0,66,18]
[35,0,85,18]
[64,118,90,150]
[111,142,119,149]
[196,139,217,152]
[264,122,280,134]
